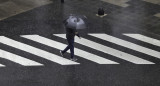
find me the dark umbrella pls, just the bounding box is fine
[64,14,88,36]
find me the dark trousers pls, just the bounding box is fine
[61,0,64,3]
[62,37,74,58]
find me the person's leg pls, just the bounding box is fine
[62,45,69,54]
[61,0,64,3]
[62,38,70,54]
[69,38,77,61]
[69,38,74,59]
[61,38,76,60]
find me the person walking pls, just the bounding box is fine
[60,16,81,61]
[60,15,87,61]
[60,27,81,61]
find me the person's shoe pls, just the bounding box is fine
[60,50,63,56]
[70,58,78,61]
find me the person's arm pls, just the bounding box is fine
[74,29,81,39]
[75,32,80,37]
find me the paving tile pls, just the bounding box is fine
[0,0,52,20]
[143,0,160,5]
[101,0,130,7]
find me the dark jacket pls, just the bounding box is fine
[63,18,80,39]
[66,28,80,39]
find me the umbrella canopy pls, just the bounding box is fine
[63,14,88,36]
[64,15,88,30]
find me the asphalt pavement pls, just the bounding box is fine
[0,0,160,86]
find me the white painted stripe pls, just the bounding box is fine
[56,34,154,64]
[0,49,43,66]
[0,36,79,65]
[90,34,160,60]
[21,35,118,64]
[123,34,160,47]
[0,64,5,67]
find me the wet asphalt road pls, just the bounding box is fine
[0,0,160,86]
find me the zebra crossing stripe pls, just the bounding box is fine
[123,34,160,47]
[55,34,154,64]
[21,35,118,64]
[0,36,79,65]
[0,64,5,67]
[0,49,43,66]
[89,34,160,61]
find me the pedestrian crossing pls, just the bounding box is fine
[0,33,160,67]
[0,49,43,66]
[89,34,160,61]
[123,34,160,47]
[22,35,118,64]
[55,34,154,64]
[0,36,79,65]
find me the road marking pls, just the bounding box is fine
[90,34,160,60]
[0,64,5,67]
[56,34,154,64]
[21,35,118,64]
[123,34,160,47]
[154,13,160,18]
[0,49,43,66]
[0,36,79,65]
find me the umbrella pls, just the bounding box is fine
[63,14,88,36]
[64,14,88,30]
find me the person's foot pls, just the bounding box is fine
[70,58,78,61]
[60,50,63,56]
